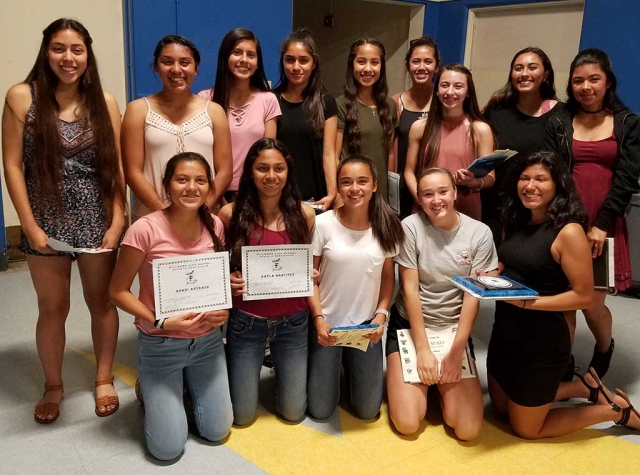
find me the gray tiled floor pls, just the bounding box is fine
[1,261,638,473]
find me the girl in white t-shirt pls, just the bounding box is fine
[386,167,497,440]
[109,152,232,460]
[308,156,403,419]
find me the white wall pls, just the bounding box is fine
[293,0,422,98]
[465,1,584,107]
[1,1,127,227]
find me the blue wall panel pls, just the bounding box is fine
[579,0,640,113]
[125,0,292,102]
[177,0,292,94]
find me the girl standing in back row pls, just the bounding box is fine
[393,36,441,218]
[2,18,124,423]
[122,35,232,219]
[335,38,397,201]
[199,28,281,202]
[404,64,494,220]
[274,29,338,211]
[546,49,640,378]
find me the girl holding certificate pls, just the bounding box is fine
[546,49,640,378]
[110,152,233,460]
[307,156,402,420]
[2,18,124,423]
[219,138,316,426]
[122,35,232,220]
[487,151,640,437]
[404,65,494,220]
[385,167,498,440]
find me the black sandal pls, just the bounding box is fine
[588,367,638,429]
[574,370,603,404]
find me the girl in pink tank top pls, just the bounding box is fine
[219,138,316,426]
[404,64,494,220]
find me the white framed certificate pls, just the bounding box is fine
[152,252,232,320]
[387,171,400,215]
[241,244,313,301]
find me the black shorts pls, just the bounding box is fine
[385,304,475,359]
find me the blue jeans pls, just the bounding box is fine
[137,328,233,461]
[307,321,383,420]
[225,308,308,425]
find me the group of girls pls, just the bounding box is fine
[3,16,640,462]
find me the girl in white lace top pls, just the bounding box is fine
[122,35,232,219]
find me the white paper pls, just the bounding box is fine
[47,237,112,254]
[397,325,476,383]
[328,325,379,352]
[241,245,313,301]
[387,171,400,215]
[152,252,232,320]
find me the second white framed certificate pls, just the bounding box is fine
[242,244,313,301]
[153,252,232,320]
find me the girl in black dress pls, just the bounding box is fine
[486,151,639,437]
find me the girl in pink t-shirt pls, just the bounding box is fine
[110,152,232,460]
[199,28,281,197]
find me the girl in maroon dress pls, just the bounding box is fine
[546,49,640,377]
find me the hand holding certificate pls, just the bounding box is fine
[397,325,476,384]
[152,252,232,320]
[328,324,380,352]
[241,245,313,301]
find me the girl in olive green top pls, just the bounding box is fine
[335,38,397,201]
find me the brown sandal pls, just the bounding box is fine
[95,377,119,417]
[34,383,63,424]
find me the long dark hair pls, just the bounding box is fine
[342,38,394,155]
[227,138,310,270]
[484,47,556,111]
[566,48,624,113]
[405,35,441,74]
[162,152,224,252]
[211,28,270,113]
[417,64,486,172]
[274,28,326,137]
[337,156,402,254]
[501,151,588,238]
[152,35,201,69]
[25,18,123,215]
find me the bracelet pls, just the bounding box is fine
[313,314,324,321]
[521,300,527,309]
[155,318,167,329]
[375,308,389,323]
[473,177,485,193]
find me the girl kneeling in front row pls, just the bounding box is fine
[386,167,498,440]
[110,152,233,460]
[308,156,402,419]
[219,138,316,426]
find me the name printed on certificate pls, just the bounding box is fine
[153,252,232,320]
[242,244,313,301]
